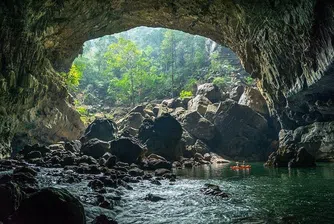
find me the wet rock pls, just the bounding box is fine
[13,166,38,177]
[81,138,110,159]
[19,144,50,157]
[154,168,171,177]
[9,187,86,224]
[196,83,221,103]
[81,118,117,142]
[105,155,117,168]
[88,179,105,191]
[138,114,183,161]
[187,95,212,116]
[229,85,244,101]
[128,167,144,177]
[76,155,98,165]
[144,193,166,202]
[201,183,228,198]
[65,140,82,153]
[182,111,215,141]
[183,160,193,168]
[146,157,172,170]
[110,138,144,164]
[238,87,269,116]
[61,154,76,166]
[26,151,42,159]
[91,214,118,224]
[150,179,161,185]
[0,182,23,222]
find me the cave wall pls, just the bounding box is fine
[1,0,334,158]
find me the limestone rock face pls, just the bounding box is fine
[2,1,334,158]
[265,146,316,168]
[275,122,334,161]
[238,87,269,116]
[196,83,221,103]
[213,100,270,160]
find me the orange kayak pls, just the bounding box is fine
[230,165,251,170]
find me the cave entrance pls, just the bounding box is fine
[63,27,253,125]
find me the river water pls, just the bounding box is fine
[115,163,334,224]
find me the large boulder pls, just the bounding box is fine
[110,137,145,164]
[9,187,86,224]
[187,95,212,116]
[138,114,183,161]
[81,118,117,142]
[265,146,316,168]
[213,100,270,160]
[238,87,269,116]
[196,83,221,103]
[162,98,183,109]
[182,111,215,141]
[0,182,23,222]
[81,138,110,159]
[117,112,144,135]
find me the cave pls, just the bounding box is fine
[1,1,334,223]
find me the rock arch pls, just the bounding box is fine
[1,0,334,156]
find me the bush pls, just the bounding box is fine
[180,90,193,99]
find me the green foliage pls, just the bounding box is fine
[213,77,227,90]
[76,106,88,116]
[61,58,86,90]
[245,76,254,85]
[69,27,252,107]
[179,90,193,99]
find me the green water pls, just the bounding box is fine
[116,163,334,223]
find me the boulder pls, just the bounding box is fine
[229,85,244,101]
[182,111,215,141]
[19,144,50,157]
[81,118,117,142]
[200,183,228,198]
[128,167,144,177]
[81,139,110,159]
[213,100,270,160]
[65,140,82,153]
[9,188,86,224]
[196,83,221,103]
[144,193,166,202]
[187,95,212,116]
[138,114,183,161]
[117,112,144,134]
[110,137,145,164]
[162,98,183,109]
[91,214,118,224]
[0,182,23,222]
[265,146,316,168]
[238,87,269,115]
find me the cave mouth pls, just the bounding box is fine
[65,26,254,125]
